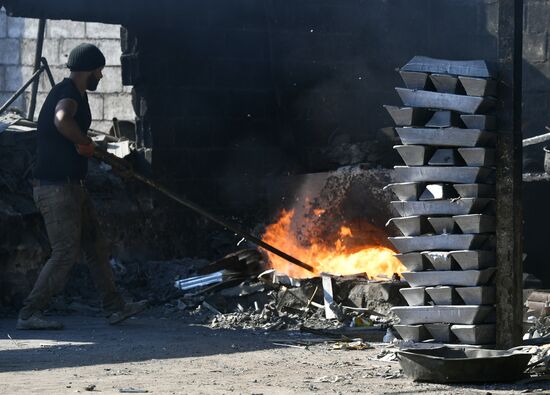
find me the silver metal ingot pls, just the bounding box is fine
[421,251,458,271]
[394,324,431,342]
[383,105,432,126]
[401,268,496,287]
[458,148,495,167]
[419,184,458,201]
[453,183,495,198]
[425,110,462,128]
[395,88,496,114]
[400,56,495,78]
[395,127,497,147]
[399,71,431,90]
[427,217,458,234]
[449,250,496,270]
[430,74,460,94]
[400,287,427,306]
[389,234,489,254]
[453,214,496,234]
[456,286,496,305]
[458,76,498,97]
[387,216,431,236]
[428,149,463,166]
[384,182,424,201]
[391,305,495,325]
[390,198,493,217]
[424,323,456,343]
[460,115,496,131]
[394,145,434,166]
[394,166,494,184]
[450,324,496,345]
[394,253,433,272]
[425,286,461,305]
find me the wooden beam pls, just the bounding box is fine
[495,0,524,349]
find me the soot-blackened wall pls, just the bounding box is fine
[121,0,502,211]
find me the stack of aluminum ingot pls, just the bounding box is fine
[384,56,498,345]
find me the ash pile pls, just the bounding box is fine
[171,248,406,336]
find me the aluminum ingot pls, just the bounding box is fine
[389,234,489,254]
[458,76,497,97]
[394,324,431,342]
[422,251,458,271]
[394,145,433,166]
[453,214,496,234]
[394,253,433,272]
[451,324,496,345]
[395,127,497,147]
[449,250,496,270]
[391,305,495,325]
[453,183,495,198]
[400,56,495,78]
[384,105,432,126]
[425,323,456,343]
[394,166,494,184]
[458,148,495,167]
[400,287,427,306]
[399,71,431,90]
[430,74,460,94]
[428,149,463,166]
[456,286,496,305]
[402,268,496,287]
[460,115,496,131]
[425,286,461,305]
[427,217,458,234]
[384,182,424,201]
[391,198,492,216]
[387,216,431,237]
[396,88,496,114]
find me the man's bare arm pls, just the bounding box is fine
[53,98,92,145]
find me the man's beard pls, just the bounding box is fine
[86,74,100,91]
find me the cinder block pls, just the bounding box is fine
[47,20,85,39]
[60,38,101,64]
[0,91,25,111]
[90,120,113,133]
[0,10,7,38]
[97,67,123,93]
[98,40,122,66]
[5,65,32,91]
[23,91,47,114]
[85,22,120,39]
[523,32,548,63]
[21,39,60,66]
[0,39,20,64]
[103,93,135,120]
[87,93,104,120]
[0,66,5,91]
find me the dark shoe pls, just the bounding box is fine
[107,300,148,325]
[16,314,64,330]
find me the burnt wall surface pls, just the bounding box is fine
[121,0,506,212]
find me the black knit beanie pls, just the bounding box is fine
[67,43,106,71]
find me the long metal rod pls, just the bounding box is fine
[523,130,550,147]
[41,57,56,88]
[27,18,46,121]
[93,149,314,272]
[0,67,43,115]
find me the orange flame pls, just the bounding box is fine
[262,209,405,279]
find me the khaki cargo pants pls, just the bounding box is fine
[19,184,125,319]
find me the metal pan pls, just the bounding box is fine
[391,198,492,217]
[401,268,496,287]
[458,148,495,167]
[397,346,531,383]
[391,305,495,325]
[395,127,497,147]
[396,88,496,114]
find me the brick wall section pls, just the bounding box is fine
[0,8,134,132]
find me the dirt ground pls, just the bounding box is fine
[0,313,548,395]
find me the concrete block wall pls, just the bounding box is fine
[0,8,134,132]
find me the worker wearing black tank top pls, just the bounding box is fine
[17,43,147,330]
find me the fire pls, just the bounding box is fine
[262,209,405,279]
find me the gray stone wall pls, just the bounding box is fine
[0,8,134,132]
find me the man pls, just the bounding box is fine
[17,43,147,330]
